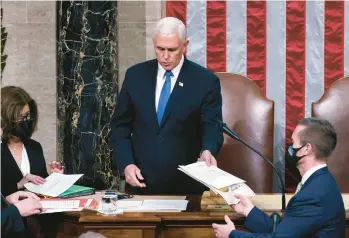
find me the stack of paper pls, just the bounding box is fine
[40,198,96,214]
[178,162,255,205]
[40,200,80,209]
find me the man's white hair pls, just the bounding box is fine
[154,17,187,43]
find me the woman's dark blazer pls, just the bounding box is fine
[1,139,49,197]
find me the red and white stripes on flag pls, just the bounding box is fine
[166,0,349,191]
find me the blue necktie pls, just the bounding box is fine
[157,70,173,124]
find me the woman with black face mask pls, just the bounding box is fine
[1,86,65,197]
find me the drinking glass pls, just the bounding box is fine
[100,190,118,214]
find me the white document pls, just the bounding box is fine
[178,162,245,189]
[41,207,83,214]
[141,200,188,210]
[40,200,80,209]
[116,200,143,209]
[24,173,83,197]
[211,183,256,205]
[229,183,255,197]
[178,162,256,205]
[40,199,94,214]
[40,198,93,214]
[121,200,188,211]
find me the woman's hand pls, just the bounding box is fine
[17,174,46,189]
[49,161,65,174]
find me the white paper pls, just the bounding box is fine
[116,200,143,209]
[141,200,188,210]
[24,173,83,197]
[229,183,255,196]
[178,162,245,189]
[40,200,80,209]
[40,198,94,214]
[178,167,218,191]
[211,183,256,205]
[41,207,83,214]
[178,162,256,205]
[116,200,188,211]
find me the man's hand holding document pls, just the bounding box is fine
[178,162,255,205]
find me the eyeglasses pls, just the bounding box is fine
[14,112,31,123]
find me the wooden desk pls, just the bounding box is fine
[34,194,349,238]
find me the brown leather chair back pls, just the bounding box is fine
[312,76,349,192]
[216,73,274,193]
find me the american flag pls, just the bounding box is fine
[166,0,349,191]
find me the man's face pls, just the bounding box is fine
[153,32,188,71]
[291,125,307,157]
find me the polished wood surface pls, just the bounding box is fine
[29,194,349,238]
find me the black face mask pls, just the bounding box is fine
[11,118,34,142]
[287,144,306,166]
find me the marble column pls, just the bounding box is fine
[57,1,119,189]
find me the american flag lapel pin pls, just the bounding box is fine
[179,82,184,87]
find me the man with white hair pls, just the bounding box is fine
[109,17,223,194]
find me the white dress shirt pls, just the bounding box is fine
[301,164,327,185]
[155,55,184,111]
[20,144,31,176]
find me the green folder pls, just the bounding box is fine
[58,185,95,198]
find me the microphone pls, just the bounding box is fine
[217,120,285,232]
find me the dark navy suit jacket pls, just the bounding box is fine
[109,58,223,194]
[230,167,346,237]
[1,194,25,238]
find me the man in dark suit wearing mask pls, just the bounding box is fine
[109,17,223,194]
[212,118,346,237]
